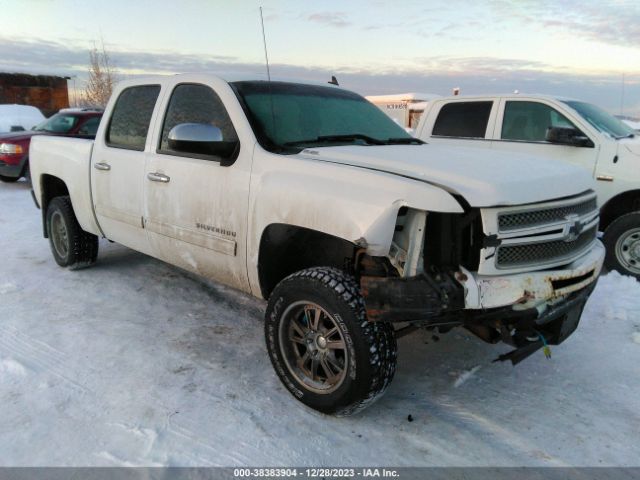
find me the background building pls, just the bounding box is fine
[0,72,69,117]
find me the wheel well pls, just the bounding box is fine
[258,224,358,299]
[40,175,69,238]
[600,190,640,231]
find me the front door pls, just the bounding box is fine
[491,99,599,176]
[144,82,252,292]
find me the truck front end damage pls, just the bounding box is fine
[359,190,605,365]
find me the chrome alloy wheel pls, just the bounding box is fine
[50,211,69,260]
[278,301,348,394]
[615,227,640,275]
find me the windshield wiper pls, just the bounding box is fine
[386,137,424,145]
[283,134,386,146]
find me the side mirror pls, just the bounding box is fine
[545,126,594,148]
[168,123,238,160]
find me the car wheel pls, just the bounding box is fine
[603,212,640,279]
[265,267,397,415]
[46,196,99,270]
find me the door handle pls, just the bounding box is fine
[147,172,170,183]
[94,162,111,171]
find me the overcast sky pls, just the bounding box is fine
[1,0,638,115]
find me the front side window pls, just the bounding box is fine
[34,114,79,134]
[231,81,414,153]
[502,101,578,142]
[432,102,493,138]
[159,83,238,154]
[106,85,160,150]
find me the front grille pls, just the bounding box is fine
[498,197,597,232]
[496,225,597,268]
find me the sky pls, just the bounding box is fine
[1,0,639,116]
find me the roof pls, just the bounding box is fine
[365,93,441,102]
[432,93,581,102]
[115,73,343,90]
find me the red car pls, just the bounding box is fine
[0,108,103,182]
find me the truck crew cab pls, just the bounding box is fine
[30,75,604,415]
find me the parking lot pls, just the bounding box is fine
[1,179,639,467]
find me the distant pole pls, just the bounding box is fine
[259,7,271,81]
[72,76,77,107]
[621,73,625,116]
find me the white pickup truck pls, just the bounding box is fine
[30,74,604,415]
[414,94,640,279]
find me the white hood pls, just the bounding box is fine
[298,144,593,207]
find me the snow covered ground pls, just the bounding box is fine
[1,179,639,467]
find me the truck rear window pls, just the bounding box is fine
[106,85,161,151]
[432,101,492,138]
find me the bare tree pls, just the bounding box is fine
[82,40,116,108]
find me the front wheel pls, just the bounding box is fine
[265,267,397,415]
[603,212,640,279]
[46,196,99,270]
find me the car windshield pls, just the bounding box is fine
[231,81,417,153]
[563,100,635,139]
[34,114,79,133]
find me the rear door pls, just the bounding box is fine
[91,84,162,254]
[144,80,252,292]
[421,99,497,149]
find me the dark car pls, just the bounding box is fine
[0,108,103,182]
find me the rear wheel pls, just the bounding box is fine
[603,212,640,279]
[265,267,397,415]
[46,196,99,270]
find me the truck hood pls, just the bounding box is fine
[0,130,41,142]
[297,144,593,207]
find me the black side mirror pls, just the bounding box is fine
[545,126,594,147]
[168,123,239,161]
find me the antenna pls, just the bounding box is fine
[259,6,277,144]
[259,7,271,81]
[620,73,625,116]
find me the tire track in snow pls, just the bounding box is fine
[0,326,90,396]
[425,397,569,466]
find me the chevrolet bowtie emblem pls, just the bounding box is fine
[564,214,583,242]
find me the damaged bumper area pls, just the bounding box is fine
[360,240,604,365]
[461,240,604,310]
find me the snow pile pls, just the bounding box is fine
[0,358,28,377]
[0,104,45,133]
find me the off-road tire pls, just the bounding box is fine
[46,196,98,270]
[0,174,19,183]
[603,212,640,279]
[265,267,397,416]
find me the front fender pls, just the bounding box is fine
[246,146,463,295]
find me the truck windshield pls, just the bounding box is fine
[33,114,79,134]
[231,81,417,153]
[563,100,635,139]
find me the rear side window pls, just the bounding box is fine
[107,85,160,150]
[159,83,238,154]
[78,117,101,136]
[432,101,493,138]
[502,101,577,142]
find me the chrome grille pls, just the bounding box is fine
[498,197,597,232]
[496,225,597,268]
